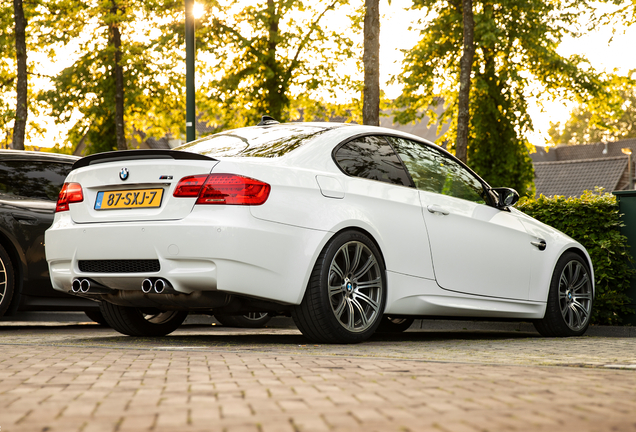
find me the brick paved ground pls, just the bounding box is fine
[1,323,635,432]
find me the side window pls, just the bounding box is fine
[0,160,72,201]
[334,136,411,187]
[387,136,486,204]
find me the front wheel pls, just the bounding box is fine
[293,230,386,344]
[534,252,593,337]
[215,312,272,328]
[376,316,415,333]
[99,302,187,336]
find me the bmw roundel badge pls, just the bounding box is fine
[119,167,129,181]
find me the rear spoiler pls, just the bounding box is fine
[72,149,216,170]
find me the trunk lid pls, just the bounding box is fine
[65,150,217,223]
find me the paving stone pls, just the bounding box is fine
[1,325,636,431]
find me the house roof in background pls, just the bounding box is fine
[533,156,627,198]
[532,138,636,162]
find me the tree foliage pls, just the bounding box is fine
[549,71,636,145]
[190,0,357,130]
[597,0,636,26]
[394,0,606,197]
[40,0,185,155]
[0,0,68,149]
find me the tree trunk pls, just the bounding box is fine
[109,1,126,151]
[264,0,283,121]
[12,0,27,151]
[456,0,474,163]
[362,0,380,126]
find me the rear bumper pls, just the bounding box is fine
[45,206,328,305]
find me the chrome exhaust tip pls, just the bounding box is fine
[79,279,91,293]
[154,279,166,294]
[71,279,81,293]
[141,279,153,294]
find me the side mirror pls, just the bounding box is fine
[491,187,519,208]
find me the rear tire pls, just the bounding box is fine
[534,252,593,337]
[376,316,415,333]
[215,312,272,328]
[99,302,187,336]
[0,244,15,318]
[293,230,386,344]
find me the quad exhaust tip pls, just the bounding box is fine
[154,279,166,294]
[71,278,112,294]
[80,279,91,293]
[71,279,81,293]
[141,278,173,294]
[141,278,153,294]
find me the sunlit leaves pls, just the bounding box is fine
[394,0,605,197]
[40,0,186,154]
[193,0,357,130]
[549,70,636,145]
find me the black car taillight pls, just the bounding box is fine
[56,182,84,212]
[174,174,270,205]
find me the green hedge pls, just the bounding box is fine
[517,191,634,325]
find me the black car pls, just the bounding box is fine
[0,150,101,320]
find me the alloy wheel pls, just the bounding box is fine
[328,241,383,333]
[558,260,593,331]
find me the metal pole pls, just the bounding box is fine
[185,0,196,142]
[630,154,634,190]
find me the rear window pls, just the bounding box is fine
[176,124,331,158]
[0,160,73,201]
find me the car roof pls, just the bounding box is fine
[0,150,80,163]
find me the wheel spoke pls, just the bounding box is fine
[572,300,590,320]
[575,292,592,301]
[333,298,347,321]
[353,255,377,280]
[347,299,356,329]
[572,274,589,292]
[331,261,345,280]
[570,263,581,286]
[561,303,570,320]
[571,305,584,328]
[356,277,382,290]
[353,290,380,313]
[329,284,345,297]
[350,297,368,328]
[350,243,364,275]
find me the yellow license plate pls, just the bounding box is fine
[95,189,164,210]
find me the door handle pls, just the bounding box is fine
[12,214,38,225]
[531,239,547,251]
[427,205,449,216]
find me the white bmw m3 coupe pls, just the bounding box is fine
[45,120,594,343]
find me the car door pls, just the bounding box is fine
[387,136,533,300]
[0,159,73,298]
[333,135,435,280]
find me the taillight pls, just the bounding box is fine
[173,175,208,197]
[56,182,84,212]
[174,174,270,205]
